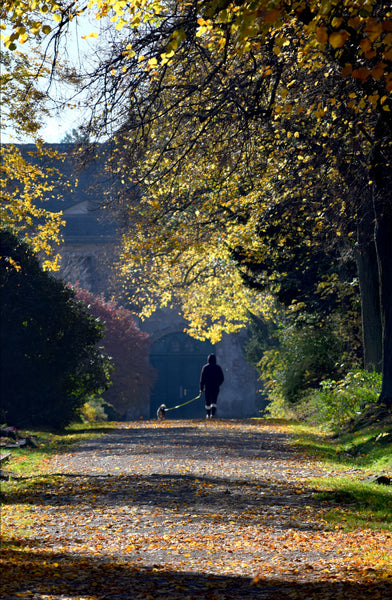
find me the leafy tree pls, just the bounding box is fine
[74,287,156,418]
[261,320,346,406]
[0,230,112,429]
[2,1,392,405]
[0,48,66,270]
[60,128,90,144]
[101,0,390,406]
[0,143,66,270]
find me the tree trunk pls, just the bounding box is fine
[356,197,383,373]
[370,111,392,408]
[373,195,392,408]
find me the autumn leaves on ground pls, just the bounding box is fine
[1,420,391,600]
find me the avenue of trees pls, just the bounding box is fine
[1,1,391,410]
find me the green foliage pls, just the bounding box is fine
[260,320,345,406]
[243,311,277,368]
[0,423,115,495]
[80,398,107,423]
[0,230,112,429]
[294,369,382,430]
[80,397,119,423]
[317,477,392,532]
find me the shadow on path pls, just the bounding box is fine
[1,540,390,600]
[2,421,391,599]
[4,470,324,533]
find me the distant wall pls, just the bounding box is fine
[58,242,116,294]
[140,308,261,419]
[216,331,260,418]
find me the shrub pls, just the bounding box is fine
[294,369,382,429]
[80,397,118,422]
[0,230,112,429]
[261,321,344,406]
[74,287,156,418]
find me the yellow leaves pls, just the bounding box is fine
[314,106,327,118]
[263,9,281,24]
[328,30,350,49]
[160,50,175,65]
[370,62,387,81]
[115,18,127,31]
[82,32,99,39]
[1,1,59,48]
[331,17,344,29]
[196,18,213,37]
[18,33,29,44]
[367,93,380,109]
[352,67,371,83]
[380,96,390,111]
[286,130,300,139]
[272,36,290,56]
[383,46,392,62]
[0,145,65,271]
[172,28,186,44]
[341,64,352,77]
[359,37,374,57]
[119,218,268,342]
[3,256,22,272]
[365,18,383,42]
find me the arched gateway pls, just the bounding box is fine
[149,332,214,419]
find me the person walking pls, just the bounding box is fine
[200,354,224,418]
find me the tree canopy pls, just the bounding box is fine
[0,47,67,269]
[2,0,391,404]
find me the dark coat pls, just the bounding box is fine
[200,354,224,393]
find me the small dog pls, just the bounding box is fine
[157,404,166,420]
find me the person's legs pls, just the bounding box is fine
[205,390,214,418]
[207,390,218,417]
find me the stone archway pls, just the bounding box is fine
[149,332,214,419]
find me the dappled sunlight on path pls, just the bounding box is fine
[1,420,391,599]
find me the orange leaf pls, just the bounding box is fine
[352,67,371,82]
[316,27,328,44]
[329,30,350,49]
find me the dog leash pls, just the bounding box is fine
[165,393,201,412]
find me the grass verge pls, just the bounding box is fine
[0,421,115,491]
[287,417,392,532]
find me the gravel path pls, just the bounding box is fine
[2,419,391,599]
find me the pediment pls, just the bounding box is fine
[64,201,89,215]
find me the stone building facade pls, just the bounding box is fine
[21,144,262,419]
